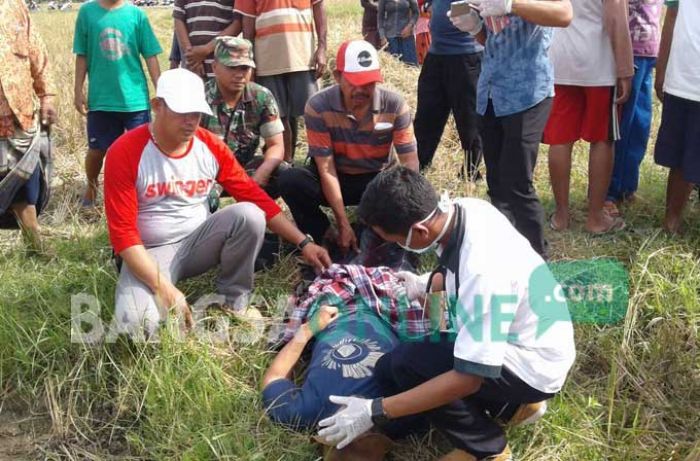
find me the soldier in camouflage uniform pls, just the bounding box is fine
[201,37,287,198]
[0,0,57,251]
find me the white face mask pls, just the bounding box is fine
[399,193,453,254]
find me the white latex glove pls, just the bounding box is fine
[469,0,513,17]
[317,396,373,449]
[446,8,483,35]
[396,271,431,300]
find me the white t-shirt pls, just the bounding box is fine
[104,125,281,254]
[550,0,617,86]
[437,198,576,394]
[664,1,700,102]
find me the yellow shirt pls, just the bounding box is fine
[0,0,54,137]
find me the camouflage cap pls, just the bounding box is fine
[214,36,256,68]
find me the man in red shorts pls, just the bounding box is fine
[544,0,634,234]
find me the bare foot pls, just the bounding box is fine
[663,216,682,234]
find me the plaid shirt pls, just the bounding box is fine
[201,79,284,165]
[283,264,432,343]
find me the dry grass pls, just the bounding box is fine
[0,1,698,460]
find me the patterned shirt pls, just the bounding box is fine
[629,0,663,57]
[0,0,54,137]
[201,79,284,165]
[172,0,237,79]
[283,264,433,343]
[305,85,417,175]
[477,17,554,117]
[234,0,322,77]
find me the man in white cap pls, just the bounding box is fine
[104,68,331,337]
[278,40,419,259]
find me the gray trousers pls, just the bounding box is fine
[114,203,266,335]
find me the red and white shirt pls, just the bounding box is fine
[104,125,282,254]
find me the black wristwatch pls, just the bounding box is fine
[296,234,314,251]
[370,398,390,427]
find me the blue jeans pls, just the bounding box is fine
[607,56,656,201]
[387,35,418,66]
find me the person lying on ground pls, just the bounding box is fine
[262,303,427,460]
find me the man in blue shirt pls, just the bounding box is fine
[262,305,423,458]
[449,0,572,257]
[414,0,484,181]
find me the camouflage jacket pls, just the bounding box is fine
[0,0,54,137]
[201,79,284,165]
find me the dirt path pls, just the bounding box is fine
[0,404,51,461]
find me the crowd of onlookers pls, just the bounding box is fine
[5,0,695,252]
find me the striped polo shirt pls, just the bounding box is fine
[305,85,417,175]
[173,0,236,78]
[234,0,322,77]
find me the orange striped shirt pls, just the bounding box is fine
[305,85,417,175]
[234,0,322,76]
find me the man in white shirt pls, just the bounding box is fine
[104,69,331,337]
[317,167,576,461]
[653,0,700,233]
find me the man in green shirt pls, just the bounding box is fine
[73,0,162,207]
[201,37,286,197]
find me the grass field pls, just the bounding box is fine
[1,1,699,459]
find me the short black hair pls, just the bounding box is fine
[358,166,438,235]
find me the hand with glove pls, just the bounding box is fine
[317,396,374,449]
[446,7,483,35]
[469,0,513,17]
[396,271,431,301]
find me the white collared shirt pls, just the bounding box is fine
[438,198,576,394]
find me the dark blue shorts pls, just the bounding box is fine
[12,164,42,206]
[87,110,151,151]
[654,93,700,184]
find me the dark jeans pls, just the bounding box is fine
[480,98,552,257]
[375,335,554,459]
[414,52,483,178]
[387,36,418,66]
[278,164,378,243]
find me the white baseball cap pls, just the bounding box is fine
[155,68,213,115]
[336,40,383,86]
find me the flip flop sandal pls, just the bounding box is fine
[603,200,621,218]
[548,213,568,232]
[589,216,626,236]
